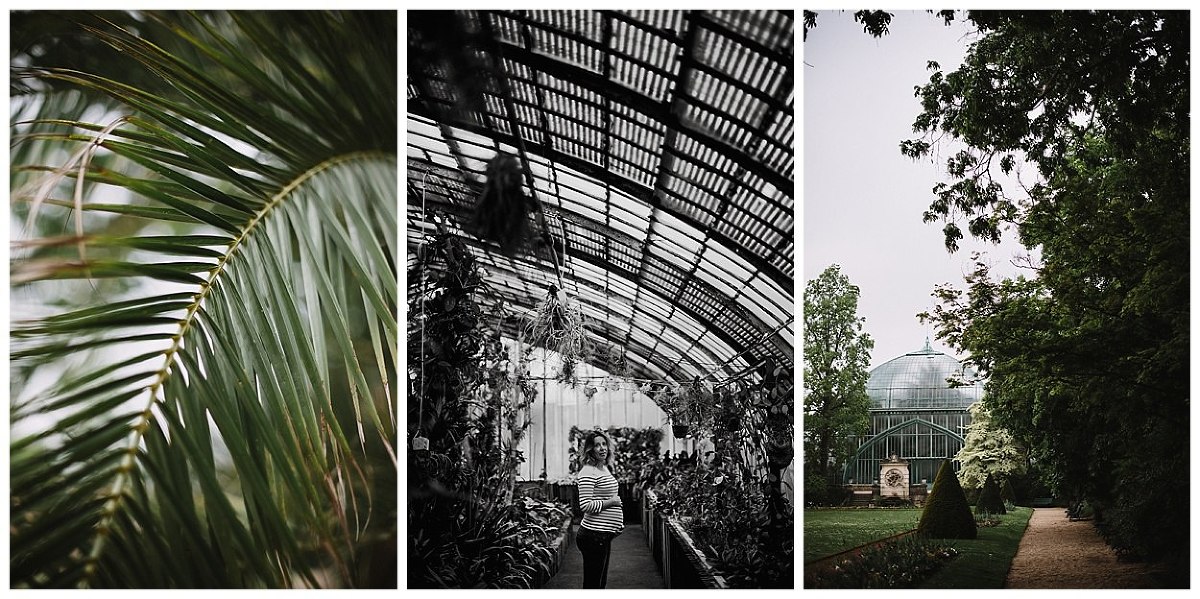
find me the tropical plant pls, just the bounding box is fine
[407,233,564,589]
[648,369,795,589]
[521,285,593,385]
[652,380,717,431]
[653,463,793,588]
[10,11,397,588]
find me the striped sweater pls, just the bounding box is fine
[577,465,624,533]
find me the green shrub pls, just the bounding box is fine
[804,473,851,507]
[962,486,981,506]
[878,496,912,508]
[917,460,977,539]
[975,474,1006,515]
[999,478,1017,504]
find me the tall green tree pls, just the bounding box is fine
[954,402,1026,490]
[10,11,397,588]
[907,11,1187,582]
[803,265,873,499]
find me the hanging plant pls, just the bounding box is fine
[597,342,630,378]
[601,375,623,393]
[522,284,593,384]
[652,380,716,433]
[464,153,537,256]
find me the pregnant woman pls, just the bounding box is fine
[576,430,625,588]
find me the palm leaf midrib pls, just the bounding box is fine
[77,149,395,585]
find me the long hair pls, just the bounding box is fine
[581,430,615,469]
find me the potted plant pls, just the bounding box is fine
[671,421,690,439]
[655,381,716,439]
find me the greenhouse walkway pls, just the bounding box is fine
[543,524,665,589]
[1004,508,1167,588]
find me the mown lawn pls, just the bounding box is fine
[804,506,1033,589]
[803,508,921,563]
[918,507,1032,588]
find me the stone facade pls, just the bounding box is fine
[879,454,910,500]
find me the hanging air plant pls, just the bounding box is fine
[465,153,536,255]
[599,342,630,378]
[652,380,718,435]
[601,375,623,393]
[522,284,593,384]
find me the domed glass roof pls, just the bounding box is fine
[866,339,983,410]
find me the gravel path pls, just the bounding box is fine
[1005,508,1164,588]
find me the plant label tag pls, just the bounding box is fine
[412,436,429,451]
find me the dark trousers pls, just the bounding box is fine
[576,527,616,588]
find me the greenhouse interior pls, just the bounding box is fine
[407,10,795,589]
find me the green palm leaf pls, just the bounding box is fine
[10,11,397,588]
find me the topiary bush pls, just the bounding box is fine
[975,473,1006,515]
[999,478,1017,506]
[917,460,977,539]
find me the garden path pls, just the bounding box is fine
[542,524,666,589]
[1004,508,1165,588]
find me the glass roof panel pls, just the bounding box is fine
[408,10,793,383]
[646,232,693,264]
[558,191,604,221]
[739,282,782,330]
[610,187,651,218]
[754,273,793,314]
[650,211,704,253]
[867,347,984,410]
[703,240,753,283]
[692,263,737,298]
[610,215,645,242]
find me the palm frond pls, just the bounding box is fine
[11,11,397,588]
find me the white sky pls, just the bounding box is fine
[803,10,1034,370]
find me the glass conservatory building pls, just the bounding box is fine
[841,340,983,487]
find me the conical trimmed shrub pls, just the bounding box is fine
[975,473,1007,515]
[917,460,977,539]
[1000,478,1017,505]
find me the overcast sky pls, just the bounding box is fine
[803,11,1032,370]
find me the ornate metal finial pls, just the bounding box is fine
[923,336,932,352]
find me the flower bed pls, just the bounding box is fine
[804,534,959,589]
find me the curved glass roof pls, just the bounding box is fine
[866,340,983,410]
[407,10,794,384]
